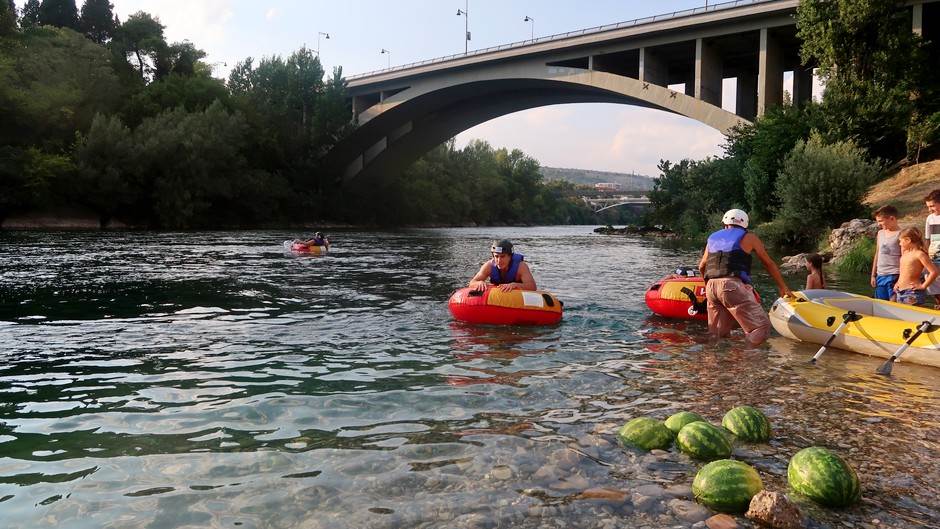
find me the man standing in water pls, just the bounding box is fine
[698,209,792,346]
[468,239,537,292]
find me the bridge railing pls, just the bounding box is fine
[348,0,778,81]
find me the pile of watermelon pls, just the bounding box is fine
[617,405,862,514]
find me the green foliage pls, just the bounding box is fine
[72,113,136,219]
[0,26,123,149]
[797,0,934,162]
[38,0,79,30]
[724,102,821,221]
[123,73,230,127]
[117,11,165,81]
[0,0,16,36]
[772,134,880,247]
[351,140,596,226]
[647,157,746,236]
[20,0,40,28]
[79,0,115,44]
[836,237,875,275]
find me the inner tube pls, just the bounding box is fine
[644,273,760,320]
[286,240,327,255]
[449,287,563,326]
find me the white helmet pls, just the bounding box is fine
[722,209,749,228]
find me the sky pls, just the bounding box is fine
[18,1,813,176]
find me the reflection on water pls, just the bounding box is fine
[0,228,937,528]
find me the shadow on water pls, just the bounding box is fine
[0,228,937,528]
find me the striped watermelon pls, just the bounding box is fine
[722,406,771,442]
[677,421,733,460]
[693,459,763,513]
[787,447,861,507]
[617,418,673,451]
[664,411,706,434]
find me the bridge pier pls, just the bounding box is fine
[639,47,667,87]
[736,74,757,121]
[695,38,722,106]
[758,27,784,116]
[792,65,813,105]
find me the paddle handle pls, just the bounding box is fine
[888,318,935,362]
[811,320,849,361]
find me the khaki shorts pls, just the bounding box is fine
[705,277,770,344]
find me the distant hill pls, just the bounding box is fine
[540,166,655,192]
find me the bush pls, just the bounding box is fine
[773,134,880,248]
[837,237,875,275]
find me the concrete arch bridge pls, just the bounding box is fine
[325,0,937,185]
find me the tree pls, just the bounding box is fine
[38,0,79,30]
[0,0,16,35]
[20,0,40,28]
[797,0,931,162]
[79,0,115,44]
[118,11,165,81]
[772,133,881,246]
[154,40,206,79]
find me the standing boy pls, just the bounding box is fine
[925,190,940,305]
[870,205,901,301]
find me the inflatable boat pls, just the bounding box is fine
[770,289,940,368]
[448,287,563,326]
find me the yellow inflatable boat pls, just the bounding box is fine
[770,290,940,367]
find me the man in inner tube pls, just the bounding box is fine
[468,239,537,292]
[697,209,792,346]
[300,232,330,249]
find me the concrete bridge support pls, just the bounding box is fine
[639,47,667,87]
[758,27,784,115]
[695,38,722,106]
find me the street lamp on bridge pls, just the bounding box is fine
[380,48,391,69]
[456,1,469,54]
[316,32,330,56]
[523,16,535,41]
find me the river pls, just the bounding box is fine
[0,227,937,529]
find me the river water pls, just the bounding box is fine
[0,227,937,529]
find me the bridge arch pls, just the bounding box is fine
[326,67,748,184]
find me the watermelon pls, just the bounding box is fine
[664,411,706,434]
[722,406,771,442]
[693,459,763,513]
[787,446,861,507]
[617,418,673,451]
[677,421,733,460]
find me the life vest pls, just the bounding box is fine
[704,227,752,283]
[490,253,524,285]
[312,237,326,246]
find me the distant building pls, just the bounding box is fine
[594,182,621,191]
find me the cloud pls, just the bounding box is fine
[112,0,234,51]
[456,104,725,177]
[266,8,280,22]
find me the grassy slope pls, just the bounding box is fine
[864,159,940,228]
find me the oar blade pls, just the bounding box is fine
[875,359,894,376]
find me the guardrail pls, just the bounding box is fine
[348,0,779,81]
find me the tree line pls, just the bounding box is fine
[647,0,940,249]
[0,0,598,228]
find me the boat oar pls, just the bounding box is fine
[810,311,860,364]
[875,317,936,376]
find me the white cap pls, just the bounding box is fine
[722,209,749,228]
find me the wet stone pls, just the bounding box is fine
[635,484,668,499]
[665,484,693,499]
[489,465,512,480]
[668,498,712,523]
[706,514,739,529]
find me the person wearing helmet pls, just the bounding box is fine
[468,239,537,292]
[697,209,792,345]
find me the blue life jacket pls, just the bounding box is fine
[704,227,752,283]
[312,237,326,246]
[490,253,524,285]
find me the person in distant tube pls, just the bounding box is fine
[468,239,537,292]
[300,231,330,249]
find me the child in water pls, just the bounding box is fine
[894,227,939,305]
[804,253,825,290]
